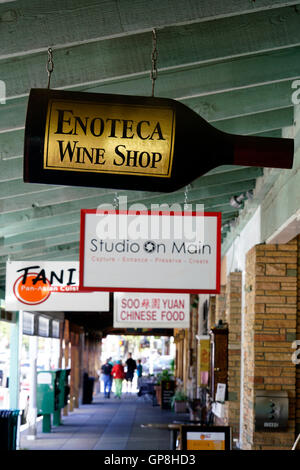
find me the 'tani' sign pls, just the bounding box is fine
[5,261,109,311]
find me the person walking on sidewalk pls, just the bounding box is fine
[136,359,143,391]
[101,358,113,398]
[125,352,137,393]
[112,360,125,399]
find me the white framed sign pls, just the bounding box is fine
[5,261,109,311]
[114,292,190,328]
[80,210,221,293]
[37,372,52,385]
[215,383,226,403]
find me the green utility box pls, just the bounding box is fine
[37,369,62,432]
[54,368,71,425]
[59,368,71,409]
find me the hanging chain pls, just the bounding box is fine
[113,192,119,210]
[46,47,54,89]
[150,28,158,97]
[184,184,192,209]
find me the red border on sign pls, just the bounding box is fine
[79,209,221,294]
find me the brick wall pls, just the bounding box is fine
[243,240,298,450]
[224,272,242,440]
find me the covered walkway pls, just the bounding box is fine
[19,393,187,451]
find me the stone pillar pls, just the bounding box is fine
[207,296,216,331]
[189,295,199,398]
[224,272,242,441]
[215,285,226,324]
[174,329,185,382]
[243,240,297,450]
[296,235,300,436]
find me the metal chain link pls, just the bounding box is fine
[150,29,158,97]
[184,184,192,209]
[46,47,54,89]
[184,184,191,205]
[113,192,119,210]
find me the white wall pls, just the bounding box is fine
[226,206,261,274]
[224,206,261,448]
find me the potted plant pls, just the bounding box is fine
[171,389,188,413]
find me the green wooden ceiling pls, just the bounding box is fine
[0,0,299,290]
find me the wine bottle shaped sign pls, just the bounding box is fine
[24,88,294,192]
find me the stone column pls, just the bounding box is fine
[242,240,297,450]
[224,272,242,441]
[207,296,216,331]
[215,285,226,324]
[296,235,300,436]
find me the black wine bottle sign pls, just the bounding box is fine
[24,89,294,192]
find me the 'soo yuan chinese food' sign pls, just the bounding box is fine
[114,293,190,328]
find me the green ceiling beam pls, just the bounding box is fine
[0,241,80,275]
[0,156,22,182]
[0,203,237,258]
[0,163,240,196]
[2,222,80,247]
[1,0,297,61]
[0,130,24,161]
[1,183,255,245]
[1,79,296,133]
[0,231,80,258]
[0,167,255,207]
[0,179,61,199]
[0,247,80,275]
[75,47,300,101]
[4,240,79,261]
[254,129,283,138]
[190,168,263,189]
[1,48,299,155]
[0,167,262,219]
[182,81,296,123]
[2,5,300,99]
[0,48,300,152]
[0,97,27,132]
[133,180,257,208]
[0,179,256,238]
[0,185,118,214]
[0,209,241,282]
[214,107,293,135]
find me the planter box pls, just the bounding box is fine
[174,401,187,413]
[154,385,161,406]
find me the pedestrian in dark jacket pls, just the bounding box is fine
[125,353,137,393]
[101,358,113,398]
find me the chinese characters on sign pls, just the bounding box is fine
[114,293,190,328]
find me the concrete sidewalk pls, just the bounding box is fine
[19,392,189,450]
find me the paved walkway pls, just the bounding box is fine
[19,392,190,451]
